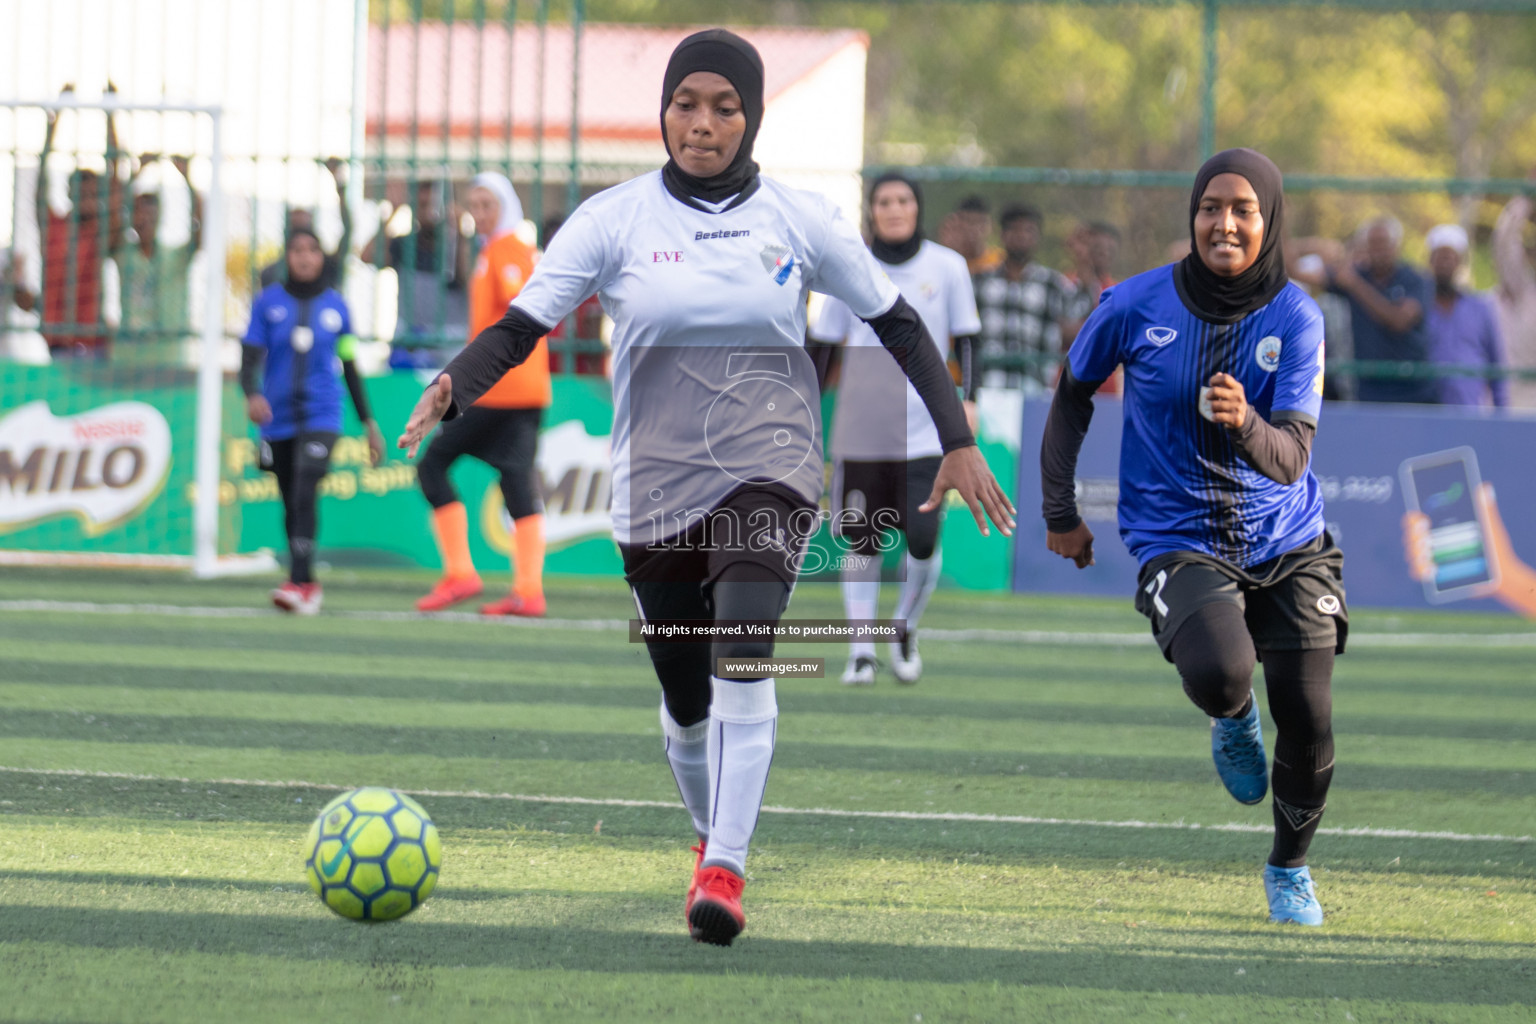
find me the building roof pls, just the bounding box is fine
[366,22,869,142]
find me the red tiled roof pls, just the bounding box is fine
[366,22,867,142]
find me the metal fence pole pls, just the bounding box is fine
[567,0,584,217]
[1200,0,1218,161]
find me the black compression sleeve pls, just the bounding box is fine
[954,334,979,401]
[1228,413,1315,486]
[807,339,839,394]
[1040,364,1103,532]
[864,295,974,452]
[239,344,264,397]
[341,360,373,424]
[435,306,550,419]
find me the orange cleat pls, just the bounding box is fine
[415,576,483,612]
[480,592,546,618]
[688,865,745,946]
[683,841,707,920]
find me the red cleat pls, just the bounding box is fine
[688,865,745,946]
[272,582,322,615]
[683,841,707,920]
[480,592,546,618]
[415,576,483,612]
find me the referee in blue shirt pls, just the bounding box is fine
[1041,149,1345,926]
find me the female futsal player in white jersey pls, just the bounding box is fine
[809,172,983,686]
[399,29,1015,946]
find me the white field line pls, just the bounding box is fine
[3,599,1536,648]
[1,766,1528,845]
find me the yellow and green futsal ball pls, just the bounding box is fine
[304,787,442,921]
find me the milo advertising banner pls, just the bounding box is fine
[0,400,173,536]
[0,364,201,558]
[226,374,622,576]
[4,364,1017,589]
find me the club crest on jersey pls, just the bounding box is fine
[759,243,796,285]
[1145,326,1177,347]
[319,308,344,333]
[1256,336,1283,372]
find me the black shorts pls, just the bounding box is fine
[619,482,818,588]
[259,431,337,478]
[420,405,543,518]
[1133,533,1348,661]
[830,456,943,551]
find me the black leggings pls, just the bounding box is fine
[418,406,543,519]
[631,567,793,728]
[1169,602,1335,868]
[266,432,336,585]
[835,457,943,561]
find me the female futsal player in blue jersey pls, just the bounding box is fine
[397,30,1014,946]
[1041,149,1344,926]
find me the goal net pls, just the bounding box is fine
[0,96,263,577]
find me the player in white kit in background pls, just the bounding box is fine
[399,30,1014,946]
[810,172,982,686]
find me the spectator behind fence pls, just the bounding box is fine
[1064,221,1120,342]
[1424,224,1507,409]
[973,203,1078,391]
[540,214,607,376]
[259,158,352,291]
[37,83,125,358]
[361,178,469,366]
[0,250,44,363]
[939,195,1003,276]
[1295,217,1435,404]
[1,250,36,316]
[116,154,202,353]
[1491,194,1536,408]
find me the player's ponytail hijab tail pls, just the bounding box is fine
[469,171,522,241]
[659,29,765,208]
[1177,148,1289,322]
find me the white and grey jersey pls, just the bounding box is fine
[810,240,980,461]
[508,171,899,545]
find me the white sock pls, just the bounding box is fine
[704,675,777,876]
[842,558,880,660]
[894,549,942,633]
[660,702,711,841]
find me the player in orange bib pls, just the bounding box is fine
[415,172,551,616]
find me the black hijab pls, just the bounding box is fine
[868,172,924,265]
[1175,148,1289,323]
[282,227,327,300]
[659,29,764,212]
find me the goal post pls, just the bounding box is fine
[0,96,270,578]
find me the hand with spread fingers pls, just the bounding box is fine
[397,374,454,458]
[919,444,1016,538]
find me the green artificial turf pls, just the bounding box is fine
[0,567,1531,1023]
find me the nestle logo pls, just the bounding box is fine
[695,229,751,240]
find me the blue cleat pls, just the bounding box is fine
[1264,863,1324,926]
[1211,700,1267,805]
